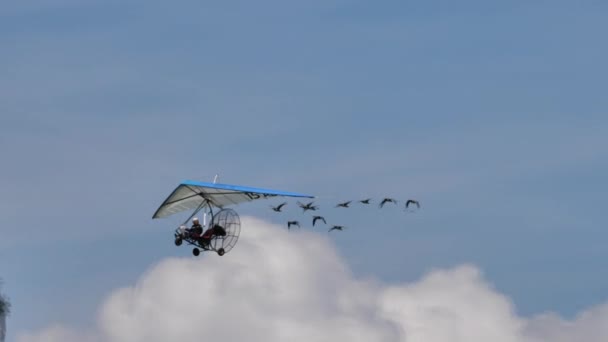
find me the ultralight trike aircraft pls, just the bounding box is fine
[152,178,314,256]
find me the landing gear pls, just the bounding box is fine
[217,248,225,256]
[192,248,200,256]
[174,237,183,246]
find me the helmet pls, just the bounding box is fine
[192,217,199,223]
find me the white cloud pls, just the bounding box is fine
[524,303,608,342]
[15,217,608,342]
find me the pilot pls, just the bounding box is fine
[190,217,203,237]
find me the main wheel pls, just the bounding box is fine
[192,248,200,256]
[174,237,183,246]
[209,209,241,255]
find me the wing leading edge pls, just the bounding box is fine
[152,180,314,219]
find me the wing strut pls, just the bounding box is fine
[181,199,213,227]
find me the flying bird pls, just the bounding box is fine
[379,198,398,208]
[405,199,420,209]
[328,225,346,232]
[336,200,352,208]
[312,215,326,226]
[297,201,319,212]
[287,221,300,229]
[271,202,287,212]
[359,198,372,204]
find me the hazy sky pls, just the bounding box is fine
[1,1,607,341]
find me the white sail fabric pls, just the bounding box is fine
[153,180,314,219]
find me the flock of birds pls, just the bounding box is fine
[269,197,421,232]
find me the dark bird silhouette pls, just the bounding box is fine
[271,202,287,212]
[328,225,345,232]
[379,198,398,208]
[336,200,352,208]
[287,221,300,229]
[312,215,326,226]
[297,201,319,212]
[405,199,420,209]
[359,198,372,204]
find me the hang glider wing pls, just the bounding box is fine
[152,180,314,219]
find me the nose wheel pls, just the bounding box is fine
[192,248,200,256]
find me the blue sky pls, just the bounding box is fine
[1,1,607,340]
